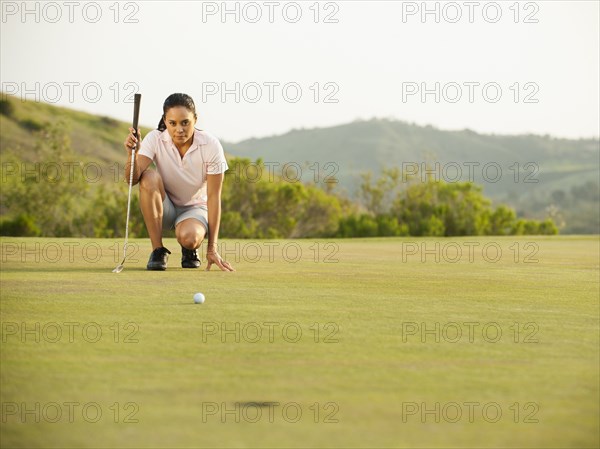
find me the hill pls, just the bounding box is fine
[225,118,599,200]
[225,120,599,233]
[0,94,152,168]
[1,95,598,233]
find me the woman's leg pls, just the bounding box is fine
[139,170,167,250]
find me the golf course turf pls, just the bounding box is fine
[1,236,598,448]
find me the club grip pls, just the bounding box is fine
[132,93,141,133]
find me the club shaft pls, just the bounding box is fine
[122,148,136,260]
[118,93,142,268]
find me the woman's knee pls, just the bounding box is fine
[177,223,205,249]
[139,170,161,192]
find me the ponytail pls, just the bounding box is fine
[157,116,166,131]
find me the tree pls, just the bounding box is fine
[1,121,89,236]
[220,158,343,238]
[489,205,517,235]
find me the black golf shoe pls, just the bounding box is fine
[146,247,171,271]
[181,246,201,269]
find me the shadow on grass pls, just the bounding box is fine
[234,401,280,407]
[1,267,229,275]
[0,266,151,273]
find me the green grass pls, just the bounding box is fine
[1,236,598,448]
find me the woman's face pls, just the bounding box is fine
[164,106,197,146]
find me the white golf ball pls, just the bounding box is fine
[193,292,205,304]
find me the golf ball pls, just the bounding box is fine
[193,292,205,304]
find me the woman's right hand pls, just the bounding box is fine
[124,127,141,153]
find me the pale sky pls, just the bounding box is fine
[1,0,598,142]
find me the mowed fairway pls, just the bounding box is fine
[1,236,598,448]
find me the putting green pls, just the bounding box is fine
[1,236,598,448]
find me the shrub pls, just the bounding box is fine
[0,214,41,236]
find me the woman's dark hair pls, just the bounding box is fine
[157,93,197,131]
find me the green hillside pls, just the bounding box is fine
[1,95,598,233]
[225,118,599,200]
[0,94,152,167]
[226,121,599,233]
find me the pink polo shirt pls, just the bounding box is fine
[138,128,228,207]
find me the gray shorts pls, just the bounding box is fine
[162,195,208,232]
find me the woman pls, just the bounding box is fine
[123,93,234,272]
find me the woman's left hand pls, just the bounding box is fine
[206,251,235,272]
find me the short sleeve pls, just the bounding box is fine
[138,130,160,161]
[205,135,229,175]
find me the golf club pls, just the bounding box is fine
[113,93,141,273]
